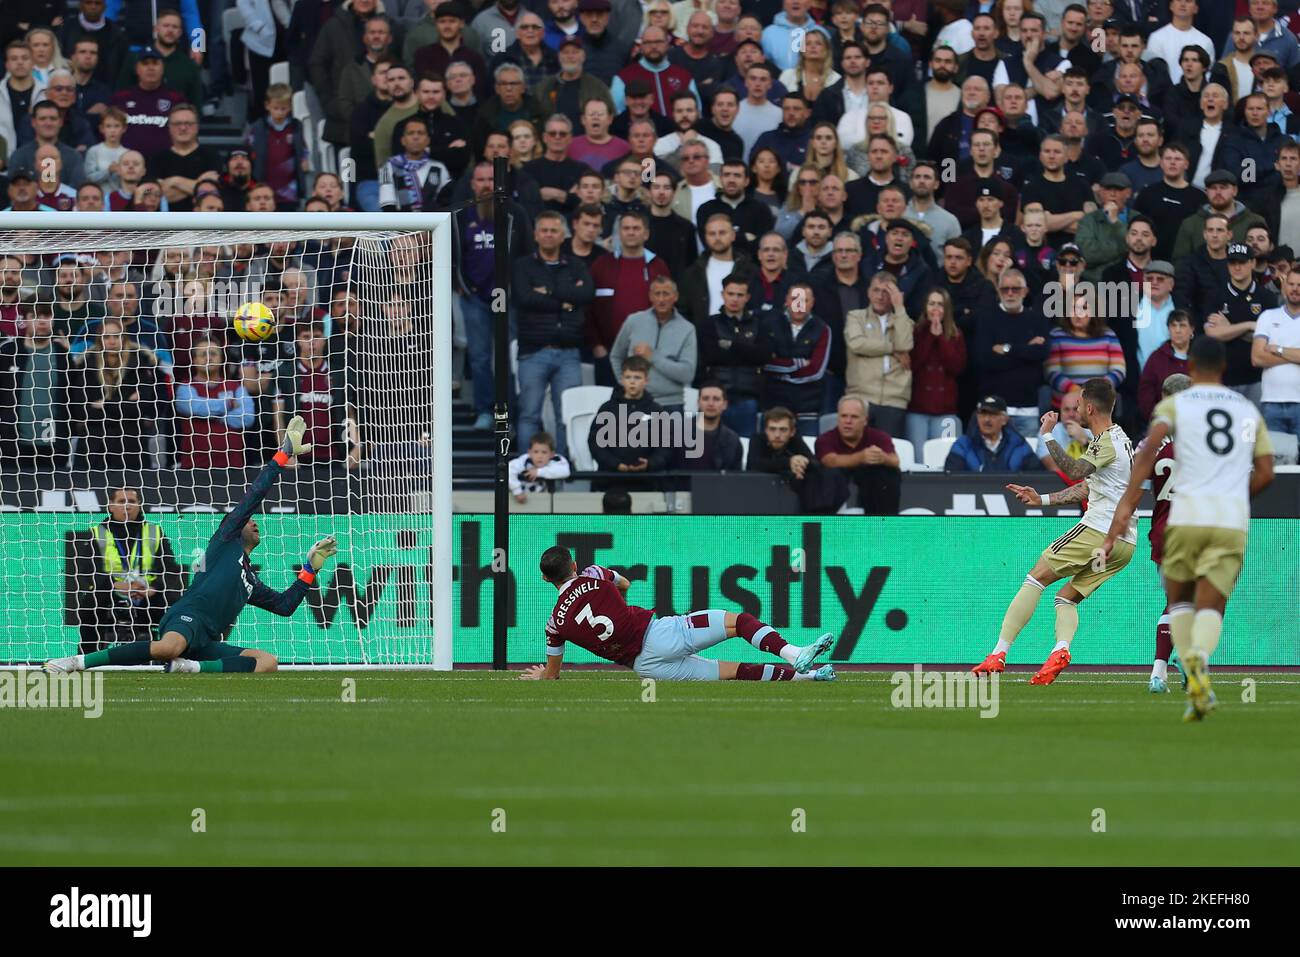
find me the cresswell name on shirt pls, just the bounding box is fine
[550,577,599,631]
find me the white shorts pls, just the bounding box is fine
[632,610,729,681]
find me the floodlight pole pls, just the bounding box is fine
[492,156,511,671]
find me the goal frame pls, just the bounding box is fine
[0,211,455,670]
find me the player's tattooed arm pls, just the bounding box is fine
[1044,439,1096,481]
[1049,481,1090,506]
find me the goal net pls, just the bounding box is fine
[0,212,453,668]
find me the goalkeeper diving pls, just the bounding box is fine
[44,417,337,675]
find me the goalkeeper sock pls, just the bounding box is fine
[735,612,797,664]
[1192,609,1223,661]
[734,662,796,681]
[198,657,257,673]
[1168,602,1195,663]
[1053,595,1079,651]
[997,575,1045,647]
[83,641,154,668]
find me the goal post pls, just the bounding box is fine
[0,212,454,669]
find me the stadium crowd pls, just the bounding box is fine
[3,0,1300,514]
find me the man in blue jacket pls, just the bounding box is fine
[945,394,1044,472]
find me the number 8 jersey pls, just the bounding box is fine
[545,565,655,666]
[1151,386,1273,533]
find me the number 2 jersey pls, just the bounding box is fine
[1151,386,1273,533]
[1149,438,1176,563]
[545,565,654,666]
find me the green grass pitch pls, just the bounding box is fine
[3,671,1299,866]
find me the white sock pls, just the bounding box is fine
[1152,659,1168,681]
[792,670,815,681]
[74,655,86,670]
[1052,640,1070,653]
[993,639,1011,655]
[779,644,800,665]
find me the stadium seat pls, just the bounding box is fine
[683,386,698,413]
[1269,430,1299,465]
[561,386,612,471]
[269,61,290,89]
[818,412,838,434]
[580,362,594,386]
[893,437,915,472]
[317,121,336,174]
[333,151,352,203]
[221,9,247,80]
[923,437,956,469]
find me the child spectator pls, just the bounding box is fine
[245,84,310,213]
[509,431,572,503]
[84,107,128,192]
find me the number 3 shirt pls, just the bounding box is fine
[545,565,654,666]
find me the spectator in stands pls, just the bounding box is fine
[75,179,103,211]
[84,106,126,190]
[563,201,605,269]
[679,211,754,328]
[679,381,744,471]
[905,286,966,452]
[669,13,729,106]
[747,404,847,513]
[9,100,86,186]
[0,256,26,336]
[378,115,454,211]
[613,78,673,139]
[603,155,649,228]
[1138,310,1193,422]
[698,272,767,439]
[71,279,172,371]
[4,166,55,211]
[151,102,220,212]
[972,266,1048,438]
[733,61,782,158]
[571,1,625,85]
[1252,269,1300,441]
[1204,242,1278,404]
[493,11,560,89]
[472,63,546,154]
[568,96,627,169]
[815,394,901,514]
[52,259,102,337]
[611,24,697,116]
[845,271,914,438]
[0,40,46,161]
[245,83,309,212]
[0,304,70,470]
[587,354,670,489]
[1174,211,1231,324]
[1173,169,1270,262]
[334,14,398,150]
[513,210,594,456]
[509,431,571,503]
[945,393,1042,472]
[759,281,828,436]
[347,56,396,212]
[1045,285,1126,411]
[452,161,530,430]
[73,484,186,653]
[116,9,203,107]
[445,61,479,124]
[588,210,671,383]
[62,1,126,90]
[275,321,355,468]
[610,275,697,411]
[753,92,813,172]
[640,170,692,277]
[535,35,614,126]
[67,315,162,472]
[109,46,180,161]
[525,113,583,212]
[68,37,111,117]
[410,3,488,93]
[175,336,256,469]
[32,143,77,209]
[309,0,387,144]
[33,68,94,150]
[654,89,723,170]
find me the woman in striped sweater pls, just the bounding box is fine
[1044,289,1126,410]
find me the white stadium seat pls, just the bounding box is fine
[1269,430,1299,465]
[893,437,915,472]
[683,386,699,413]
[269,61,290,88]
[561,386,612,472]
[923,437,957,470]
[738,435,750,468]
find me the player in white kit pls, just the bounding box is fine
[1103,337,1275,721]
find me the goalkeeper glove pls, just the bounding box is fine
[307,534,338,572]
[281,414,313,458]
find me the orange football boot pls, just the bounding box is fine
[971,651,1006,674]
[1029,648,1071,684]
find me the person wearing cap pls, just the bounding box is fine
[1084,94,1142,172]
[3,167,58,212]
[944,393,1042,472]
[409,3,490,96]
[612,78,676,139]
[1172,168,1268,260]
[1075,172,1133,280]
[575,0,634,85]
[1201,241,1278,403]
[1217,93,1289,206]
[108,47,182,161]
[1238,0,1300,77]
[114,9,204,110]
[534,35,616,126]
[1146,0,1215,84]
[960,180,1016,252]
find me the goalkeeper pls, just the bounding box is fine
[44,417,337,675]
